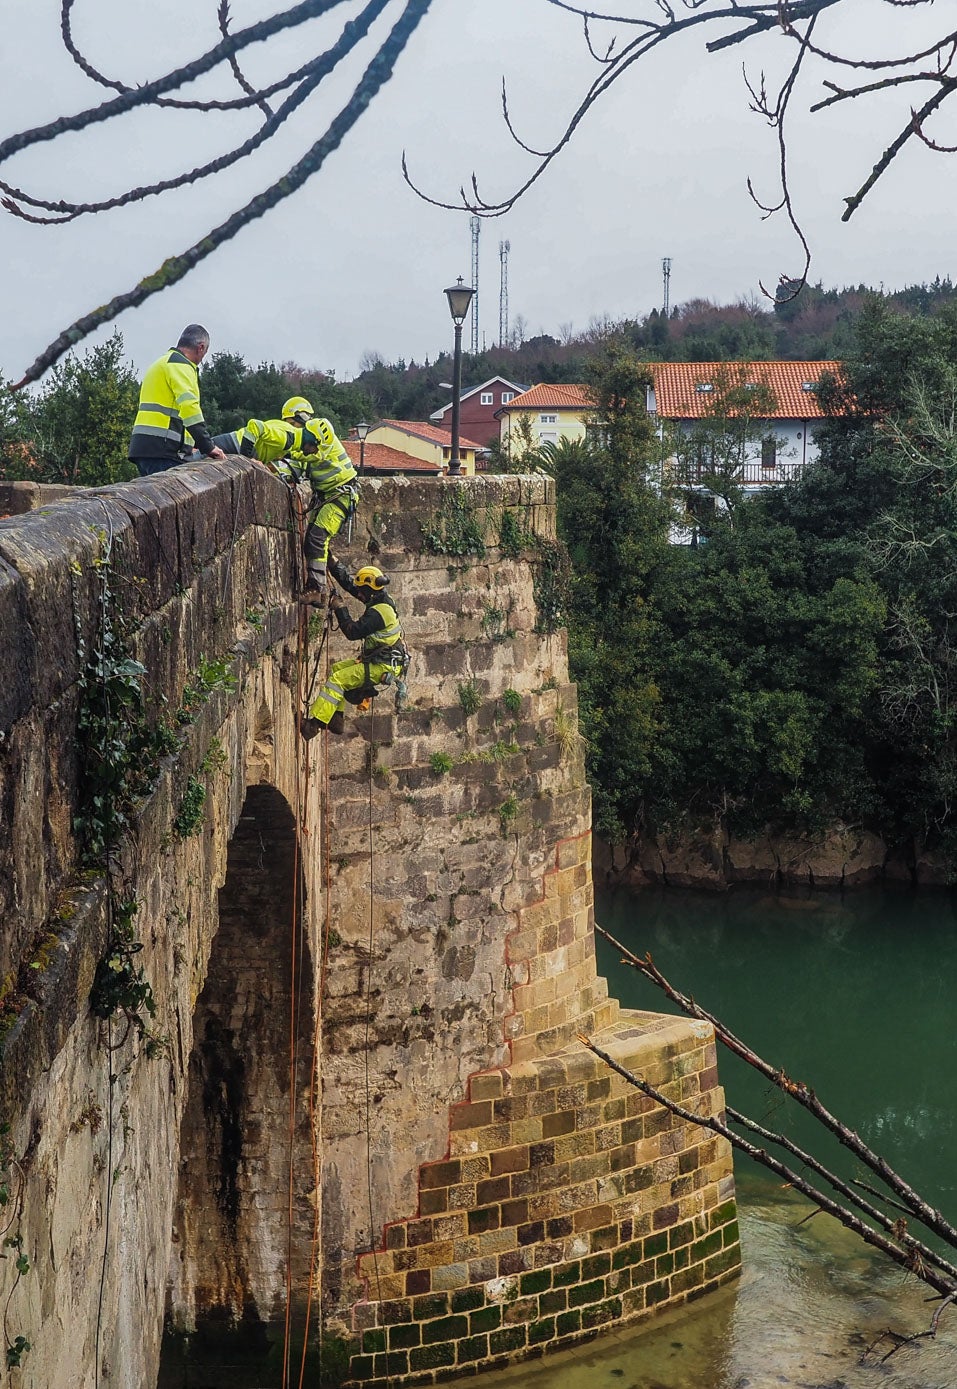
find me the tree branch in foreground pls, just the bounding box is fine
[9,0,431,388]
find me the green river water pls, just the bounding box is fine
[162,885,957,1388]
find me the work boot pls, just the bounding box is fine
[299,576,327,608]
[299,715,323,741]
[327,711,346,735]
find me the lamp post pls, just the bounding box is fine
[355,419,370,474]
[444,277,475,476]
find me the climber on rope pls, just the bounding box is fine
[299,561,408,738]
[279,417,358,607]
[207,412,358,606]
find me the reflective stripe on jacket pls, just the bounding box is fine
[362,600,402,659]
[280,419,356,494]
[129,349,211,460]
[298,444,357,494]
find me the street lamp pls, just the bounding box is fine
[355,420,370,474]
[444,277,475,476]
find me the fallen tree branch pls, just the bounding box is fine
[577,1030,956,1297]
[595,921,957,1250]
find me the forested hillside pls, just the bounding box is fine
[350,276,957,421]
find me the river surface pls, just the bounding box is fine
[161,885,957,1387]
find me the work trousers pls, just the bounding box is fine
[308,658,396,725]
[131,457,185,477]
[304,493,351,580]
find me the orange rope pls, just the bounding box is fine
[283,488,311,1388]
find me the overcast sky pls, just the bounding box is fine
[0,0,952,385]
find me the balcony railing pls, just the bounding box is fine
[666,457,808,486]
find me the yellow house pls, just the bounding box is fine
[496,383,591,452]
[366,420,482,475]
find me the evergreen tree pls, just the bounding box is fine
[22,332,139,486]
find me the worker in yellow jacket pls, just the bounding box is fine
[128,325,226,475]
[277,418,358,604]
[210,417,304,465]
[208,395,316,461]
[300,562,407,737]
[211,415,358,605]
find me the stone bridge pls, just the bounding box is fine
[0,465,738,1388]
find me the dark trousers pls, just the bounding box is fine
[131,458,184,477]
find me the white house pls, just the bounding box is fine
[646,359,842,489]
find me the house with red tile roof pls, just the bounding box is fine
[495,383,592,453]
[646,360,842,485]
[342,440,441,475]
[429,377,526,449]
[356,420,484,475]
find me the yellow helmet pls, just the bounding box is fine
[302,417,336,451]
[354,566,389,593]
[282,395,314,425]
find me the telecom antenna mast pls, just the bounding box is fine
[470,215,481,355]
[499,239,511,347]
[662,256,672,317]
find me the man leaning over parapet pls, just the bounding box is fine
[128,324,226,476]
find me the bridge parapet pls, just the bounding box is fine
[0,460,318,1387]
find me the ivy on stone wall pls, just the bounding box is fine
[89,895,162,1053]
[532,539,571,634]
[72,534,167,1058]
[498,508,530,559]
[421,488,487,557]
[0,1123,30,1372]
[73,536,176,862]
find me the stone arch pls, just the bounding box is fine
[167,782,318,1332]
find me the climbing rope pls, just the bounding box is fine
[216,474,349,1385]
[282,482,314,1389]
[361,698,394,1389]
[296,582,335,1389]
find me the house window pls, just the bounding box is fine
[501,392,515,404]
[540,414,558,424]
[761,437,777,468]
[694,382,715,395]
[480,392,494,405]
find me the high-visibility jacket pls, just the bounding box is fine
[236,418,301,465]
[331,581,404,664]
[361,600,403,660]
[274,419,356,495]
[128,349,214,461]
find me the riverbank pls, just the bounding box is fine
[595,823,951,892]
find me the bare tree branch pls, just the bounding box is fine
[10,0,433,388]
[406,0,957,302]
[594,922,957,1249]
[219,0,275,120]
[1,1,390,225]
[578,1030,957,1297]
